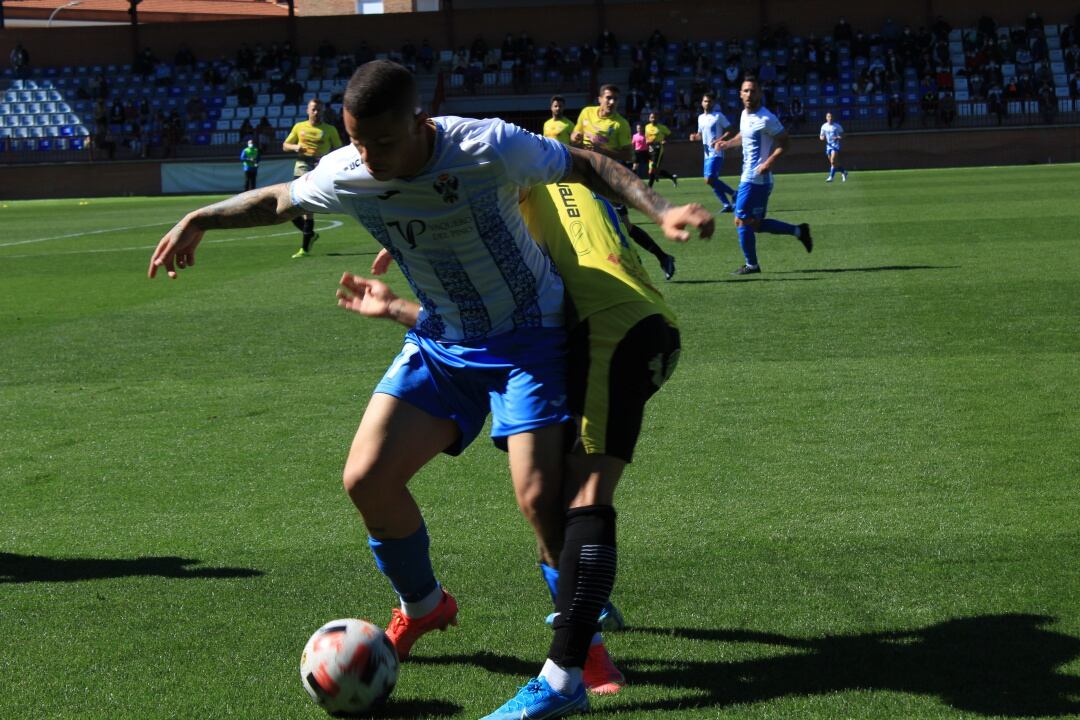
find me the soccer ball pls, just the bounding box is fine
[300,618,399,716]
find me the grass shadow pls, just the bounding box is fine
[671,277,824,284]
[0,552,262,583]
[338,698,460,719]
[773,264,960,274]
[612,614,1080,716]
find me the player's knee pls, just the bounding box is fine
[342,455,398,510]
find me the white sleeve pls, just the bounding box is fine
[288,159,346,215]
[491,120,573,187]
[766,114,785,136]
[719,114,731,130]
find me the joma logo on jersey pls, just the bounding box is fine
[433,174,459,204]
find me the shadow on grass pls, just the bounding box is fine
[324,251,380,257]
[671,277,824,284]
[616,615,1080,716]
[337,698,460,719]
[414,615,1080,717]
[0,552,262,583]
[774,264,960,274]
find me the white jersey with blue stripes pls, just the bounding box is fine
[290,116,572,343]
[739,106,785,186]
[697,109,731,159]
[820,121,843,151]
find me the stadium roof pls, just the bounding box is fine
[2,0,290,24]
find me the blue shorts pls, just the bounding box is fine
[703,155,724,182]
[825,145,840,156]
[374,327,571,455]
[735,181,772,221]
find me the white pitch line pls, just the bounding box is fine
[0,220,346,259]
[0,221,175,248]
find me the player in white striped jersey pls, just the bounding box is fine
[819,111,848,182]
[149,60,714,720]
[714,75,813,275]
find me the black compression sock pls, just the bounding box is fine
[629,224,666,262]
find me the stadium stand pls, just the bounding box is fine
[1,10,1077,160]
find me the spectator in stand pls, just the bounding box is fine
[355,41,374,66]
[920,89,938,126]
[175,43,196,71]
[598,29,618,66]
[10,42,30,78]
[154,60,174,88]
[887,92,906,129]
[834,17,854,46]
[937,91,956,127]
[239,117,255,141]
[1071,70,1080,99]
[1037,81,1057,123]
[1025,11,1044,36]
[788,96,805,130]
[419,40,435,72]
[401,40,417,70]
[257,116,275,152]
[110,99,125,124]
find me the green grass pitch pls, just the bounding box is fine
[2,164,1079,719]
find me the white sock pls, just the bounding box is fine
[540,658,583,695]
[401,584,442,618]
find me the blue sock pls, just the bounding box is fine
[838,166,846,175]
[709,178,736,207]
[737,225,758,266]
[828,167,836,179]
[718,179,736,203]
[368,523,438,603]
[759,218,797,235]
[540,562,560,605]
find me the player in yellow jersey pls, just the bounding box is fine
[644,111,678,188]
[283,98,343,258]
[344,182,690,707]
[573,85,678,281]
[543,95,574,145]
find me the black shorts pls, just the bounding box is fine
[567,305,681,462]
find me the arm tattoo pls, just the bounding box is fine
[567,147,672,224]
[189,184,303,230]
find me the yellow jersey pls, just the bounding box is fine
[521,183,675,325]
[543,117,574,145]
[644,121,671,145]
[573,106,632,155]
[284,120,343,159]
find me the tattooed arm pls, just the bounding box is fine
[564,145,715,242]
[148,183,303,279]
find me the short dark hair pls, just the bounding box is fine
[599,84,620,96]
[550,95,565,104]
[742,74,760,86]
[307,97,324,107]
[344,60,418,120]
[702,91,716,101]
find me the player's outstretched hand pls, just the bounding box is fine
[337,272,399,320]
[148,215,204,279]
[371,248,393,276]
[659,203,715,243]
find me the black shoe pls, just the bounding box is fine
[672,174,679,187]
[721,204,735,213]
[661,254,676,281]
[798,224,812,253]
[732,264,761,275]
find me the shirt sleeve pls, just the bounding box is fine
[288,157,346,214]
[492,120,573,186]
[573,108,588,135]
[284,123,300,145]
[329,126,343,150]
[766,114,785,137]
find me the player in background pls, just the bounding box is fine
[351,180,694,715]
[573,84,678,281]
[714,75,813,275]
[543,95,574,145]
[631,123,649,179]
[644,111,678,187]
[240,138,260,191]
[282,97,343,258]
[819,111,848,182]
[689,91,736,213]
[149,60,713,720]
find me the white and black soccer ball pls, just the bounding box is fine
[300,618,399,716]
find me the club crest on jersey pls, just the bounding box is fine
[433,174,459,204]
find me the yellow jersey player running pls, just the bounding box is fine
[572,84,678,281]
[644,111,678,188]
[283,97,343,258]
[356,181,689,712]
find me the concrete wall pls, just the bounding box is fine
[2,125,1076,200]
